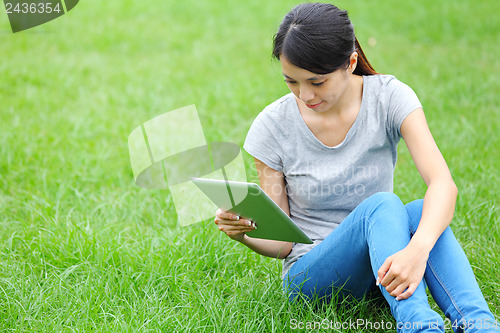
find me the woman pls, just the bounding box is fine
[214,3,498,332]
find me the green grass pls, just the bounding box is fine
[0,0,499,331]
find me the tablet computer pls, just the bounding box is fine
[191,177,312,244]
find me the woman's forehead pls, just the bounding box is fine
[280,56,331,79]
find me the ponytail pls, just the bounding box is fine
[353,37,377,76]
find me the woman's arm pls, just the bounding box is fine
[215,158,293,259]
[401,108,458,252]
[377,107,458,300]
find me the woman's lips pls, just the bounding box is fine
[306,101,323,109]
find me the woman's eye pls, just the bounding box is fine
[284,80,324,86]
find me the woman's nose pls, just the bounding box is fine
[299,86,315,103]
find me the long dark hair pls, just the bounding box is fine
[272,3,377,76]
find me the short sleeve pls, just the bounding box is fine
[386,78,422,142]
[243,111,283,172]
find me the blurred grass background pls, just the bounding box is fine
[0,0,498,331]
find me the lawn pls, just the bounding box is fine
[0,0,498,331]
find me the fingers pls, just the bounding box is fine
[377,260,418,300]
[213,209,257,243]
[386,279,407,297]
[377,257,407,299]
[379,272,411,301]
[376,257,392,286]
[216,208,239,221]
[214,208,256,236]
[385,281,416,300]
[221,225,255,233]
[396,283,418,301]
[214,209,256,228]
[218,223,255,231]
[217,220,257,231]
[216,219,256,241]
[214,216,255,227]
[376,248,426,301]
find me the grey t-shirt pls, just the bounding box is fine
[242,74,422,278]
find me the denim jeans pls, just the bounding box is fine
[283,192,498,333]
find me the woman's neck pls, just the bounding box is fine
[331,74,363,117]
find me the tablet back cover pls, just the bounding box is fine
[192,178,312,244]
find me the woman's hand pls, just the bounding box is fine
[214,208,256,242]
[377,243,430,301]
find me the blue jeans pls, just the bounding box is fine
[283,192,498,333]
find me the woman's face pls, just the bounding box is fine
[280,54,357,113]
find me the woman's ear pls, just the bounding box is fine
[348,52,358,73]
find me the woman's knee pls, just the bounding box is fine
[364,192,405,213]
[360,192,409,231]
[366,192,402,204]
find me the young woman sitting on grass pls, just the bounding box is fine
[214,3,498,332]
